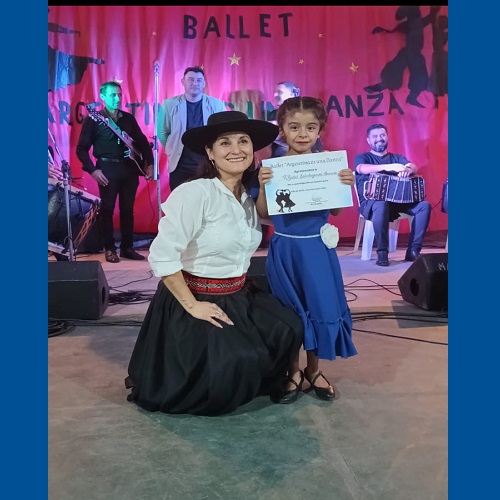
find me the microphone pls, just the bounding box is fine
[154,60,159,75]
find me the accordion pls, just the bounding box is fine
[363,173,426,203]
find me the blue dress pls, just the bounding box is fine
[266,209,357,361]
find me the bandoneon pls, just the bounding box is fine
[363,173,425,203]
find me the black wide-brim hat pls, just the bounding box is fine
[181,110,279,156]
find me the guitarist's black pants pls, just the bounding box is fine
[97,159,140,251]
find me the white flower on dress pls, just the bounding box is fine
[320,223,339,249]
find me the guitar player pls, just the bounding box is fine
[76,81,154,263]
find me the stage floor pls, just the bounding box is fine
[48,240,448,500]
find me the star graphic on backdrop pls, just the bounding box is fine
[113,76,123,84]
[200,65,205,70]
[298,59,304,64]
[228,53,241,65]
[318,33,323,38]
[349,62,359,73]
[151,31,157,36]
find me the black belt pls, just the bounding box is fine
[97,157,127,163]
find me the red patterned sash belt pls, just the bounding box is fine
[182,271,247,295]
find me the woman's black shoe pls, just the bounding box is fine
[304,370,335,401]
[273,370,304,404]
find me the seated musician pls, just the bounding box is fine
[354,124,431,266]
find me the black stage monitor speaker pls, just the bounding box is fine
[48,261,109,320]
[397,253,448,311]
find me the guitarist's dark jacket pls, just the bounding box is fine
[77,109,153,175]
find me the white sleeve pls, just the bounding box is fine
[148,182,207,277]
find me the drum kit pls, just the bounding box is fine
[48,129,100,260]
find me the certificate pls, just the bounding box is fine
[262,150,354,216]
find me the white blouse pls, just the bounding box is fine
[148,178,262,278]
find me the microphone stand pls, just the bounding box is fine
[48,128,75,261]
[153,60,162,222]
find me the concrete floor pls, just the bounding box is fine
[48,237,448,500]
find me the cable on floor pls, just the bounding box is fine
[108,290,155,305]
[351,310,448,345]
[109,270,155,289]
[49,320,76,338]
[345,278,403,296]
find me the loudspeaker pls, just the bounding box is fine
[397,253,448,311]
[48,261,109,319]
[247,255,269,291]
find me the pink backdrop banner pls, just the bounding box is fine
[48,5,448,237]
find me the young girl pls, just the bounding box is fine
[256,96,357,403]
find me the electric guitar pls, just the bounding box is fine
[85,105,147,176]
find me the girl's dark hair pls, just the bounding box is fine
[277,96,327,131]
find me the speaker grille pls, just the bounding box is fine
[48,261,109,319]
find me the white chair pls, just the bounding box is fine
[353,183,414,261]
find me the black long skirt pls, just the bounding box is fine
[125,279,304,416]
